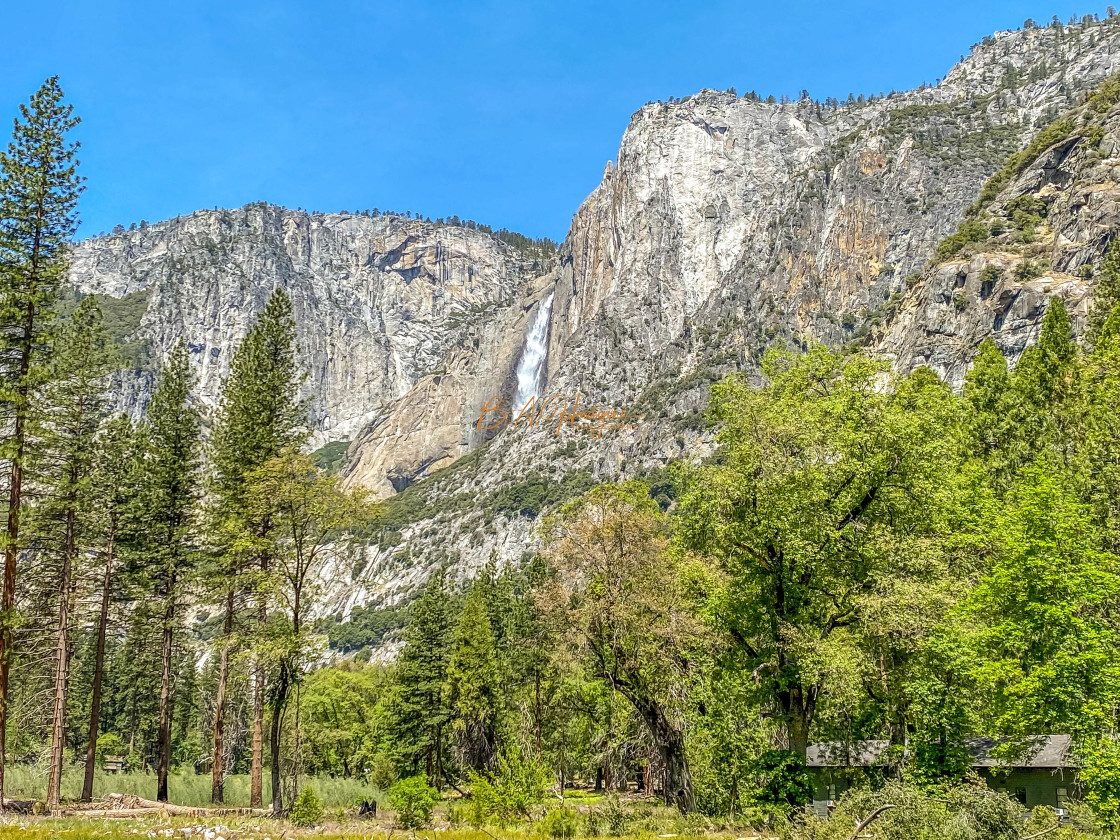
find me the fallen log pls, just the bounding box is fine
[0,799,36,814]
[56,794,271,818]
[54,807,167,818]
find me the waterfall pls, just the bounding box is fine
[513,293,555,414]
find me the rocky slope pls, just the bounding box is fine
[70,206,553,495]
[70,15,1120,622]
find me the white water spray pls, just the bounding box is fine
[513,293,555,414]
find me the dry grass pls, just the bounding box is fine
[1,766,382,809]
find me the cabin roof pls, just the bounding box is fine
[806,735,1074,769]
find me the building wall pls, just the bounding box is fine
[807,767,1077,818]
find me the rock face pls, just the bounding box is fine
[71,16,1120,619]
[876,99,1120,385]
[70,205,550,485]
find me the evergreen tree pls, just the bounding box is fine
[0,77,82,803]
[1009,297,1078,465]
[207,289,304,805]
[130,341,201,801]
[393,570,454,787]
[1089,238,1120,342]
[963,338,1016,487]
[29,298,116,805]
[444,580,503,772]
[81,414,137,800]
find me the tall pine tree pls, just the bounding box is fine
[444,580,503,773]
[0,77,82,805]
[131,341,201,802]
[82,414,137,801]
[30,298,115,806]
[393,569,454,788]
[208,288,304,805]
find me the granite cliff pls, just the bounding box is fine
[69,14,1120,621]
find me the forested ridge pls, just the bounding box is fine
[5,57,1120,840]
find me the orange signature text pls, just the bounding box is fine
[476,393,645,438]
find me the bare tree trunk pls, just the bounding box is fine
[156,596,175,802]
[46,508,77,807]
[269,684,286,814]
[83,533,114,801]
[0,356,30,809]
[249,557,267,808]
[211,589,234,804]
[534,670,542,755]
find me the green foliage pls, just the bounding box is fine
[1090,238,1120,342]
[289,785,325,827]
[1080,738,1120,830]
[467,747,550,827]
[1014,259,1044,281]
[935,219,989,261]
[484,468,598,519]
[299,663,393,781]
[311,438,350,474]
[444,581,504,771]
[586,795,631,836]
[789,779,1024,840]
[0,75,83,422]
[745,750,813,810]
[968,468,1120,740]
[535,806,579,838]
[326,603,410,652]
[678,346,972,757]
[211,289,307,509]
[388,774,440,829]
[391,570,454,782]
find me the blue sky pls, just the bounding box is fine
[0,1,1103,241]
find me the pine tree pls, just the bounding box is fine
[29,298,116,805]
[130,341,201,802]
[82,414,137,801]
[393,570,454,787]
[207,289,304,805]
[963,338,1015,486]
[1090,238,1120,343]
[0,77,82,804]
[444,580,503,772]
[1011,297,1078,462]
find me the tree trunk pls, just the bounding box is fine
[250,663,263,807]
[779,682,816,761]
[249,552,268,809]
[627,692,697,813]
[156,595,175,802]
[534,669,542,755]
[269,684,286,814]
[211,588,234,804]
[658,727,696,812]
[46,508,76,807]
[0,372,29,809]
[83,532,114,801]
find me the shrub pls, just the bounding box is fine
[290,785,325,827]
[746,749,813,811]
[388,775,440,829]
[468,748,550,827]
[936,220,989,261]
[535,806,579,839]
[1015,259,1045,281]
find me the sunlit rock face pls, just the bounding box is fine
[70,204,548,457]
[72,17,1120,619]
